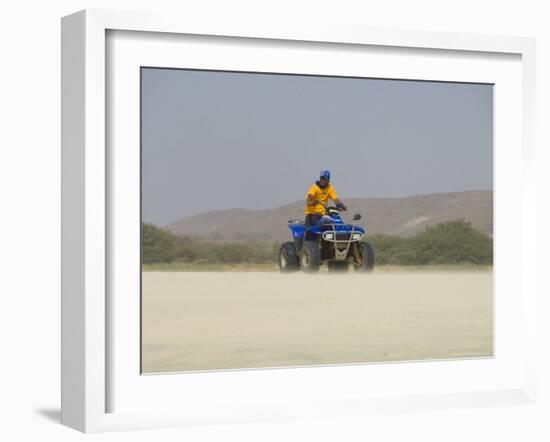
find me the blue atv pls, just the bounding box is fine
[279,205,374,273]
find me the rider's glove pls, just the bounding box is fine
[336,202,346,211]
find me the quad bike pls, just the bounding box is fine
[279,204,374,273]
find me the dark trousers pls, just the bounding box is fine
[305,213,323,226]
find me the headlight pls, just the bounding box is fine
[324,233,334,240]
[352,233,362,240]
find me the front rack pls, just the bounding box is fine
[321,224,362,243]
[320,224,362,261]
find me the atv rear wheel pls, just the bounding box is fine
[327,261,349,273]
[300,241,321,273]
[355,242,374,272]
[279,241,299,273]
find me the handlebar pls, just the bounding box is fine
[316,201,346,212]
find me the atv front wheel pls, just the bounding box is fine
[327,261,349,273]
[355,242,374,272]
[300,241,321,273]
[279,242,299,273]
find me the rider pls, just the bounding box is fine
[304,170,347,226]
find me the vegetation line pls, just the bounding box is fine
[142,219,493,268]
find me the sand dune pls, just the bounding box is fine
[142,271,493,373]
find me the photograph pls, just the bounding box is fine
[140,68,494,373]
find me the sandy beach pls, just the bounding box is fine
[142,271,493,373]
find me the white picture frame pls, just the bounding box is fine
[61,9,538,433]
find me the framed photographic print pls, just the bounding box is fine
[61,9,538,432]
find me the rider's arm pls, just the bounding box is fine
[306,186,319,206]
[334,198,346,210]
[306,195,319,206]
[330,187,346,210]
[306,196,318,206]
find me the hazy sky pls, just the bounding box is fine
[142,68,493,226]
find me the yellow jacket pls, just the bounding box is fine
[304,182,339,215]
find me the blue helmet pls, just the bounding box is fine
[320,170,331,181]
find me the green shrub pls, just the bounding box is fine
[369,234,412,265]
[370,220,492,265]
[174,235,200,262]
[141,223,178,263]
[408,220,493,265]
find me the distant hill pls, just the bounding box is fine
[165,191,493,242]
